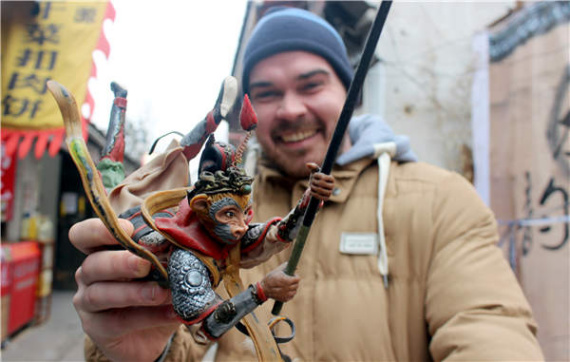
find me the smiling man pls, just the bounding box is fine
[248,51,348,178]
[217,6,543,361]
[241,7,354,180]
[76,6,543,362]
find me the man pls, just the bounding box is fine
[73,7,543,361]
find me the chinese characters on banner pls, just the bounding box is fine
[1,1,115,160]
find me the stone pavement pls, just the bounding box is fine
[1,291,84,361]
[1,290,219,362]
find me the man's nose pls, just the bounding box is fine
[276,92,306,121]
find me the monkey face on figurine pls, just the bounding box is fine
[188,166,255,246]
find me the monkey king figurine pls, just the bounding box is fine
[134,136,333,343]
[48,76,334,361]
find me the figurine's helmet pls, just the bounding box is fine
[198,135,236,174]
[189,135,253,201]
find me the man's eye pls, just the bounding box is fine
[253,90,279,101]
[301,82,322,92]
[225,211,235,218]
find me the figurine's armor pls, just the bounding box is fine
[166,216,297,339]
[168,249,218,322]
[120,204,305,340]
[168,247,264,339]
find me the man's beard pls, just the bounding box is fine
[259,150,315,180]
[257,137,348,180]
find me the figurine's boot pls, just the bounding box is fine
[98,81,128,191]
[180,76,238,160]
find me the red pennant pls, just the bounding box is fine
[105,1,116,21]
[35,133,50,159]
[48,131,64,157]
[18,133,35,159]
[5,134,20,158]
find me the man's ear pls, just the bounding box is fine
[189,194,209,212]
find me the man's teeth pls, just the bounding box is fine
[281,130,316,143]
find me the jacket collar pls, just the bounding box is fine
[256,157,376,204]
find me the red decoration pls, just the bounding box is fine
[4,242,41,336]
[256,281,268,302]
[239,94,258,131]
[1,142,17,221]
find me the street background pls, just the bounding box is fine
[1,1,568,360]
[1,291,84,362]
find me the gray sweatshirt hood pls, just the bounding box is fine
[336,114,417,165]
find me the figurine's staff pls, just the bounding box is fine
[272,0,393,315]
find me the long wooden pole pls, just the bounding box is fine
[272,0,393,316]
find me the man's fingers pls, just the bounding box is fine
[69,218,134,254]
[74,281,171,313]
[78,250,151,285]
[79,305,179,340]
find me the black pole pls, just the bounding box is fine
[272,0,393,316]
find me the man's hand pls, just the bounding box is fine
[70,218,180,362]
[259,263,300,302]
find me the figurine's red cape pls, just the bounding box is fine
[154,199,232,261]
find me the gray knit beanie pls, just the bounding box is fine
[242,7,354,95]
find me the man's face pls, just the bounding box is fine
[248,51,347,179]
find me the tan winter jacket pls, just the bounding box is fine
[86,157,544,361]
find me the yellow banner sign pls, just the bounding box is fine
[1,1,113,158]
